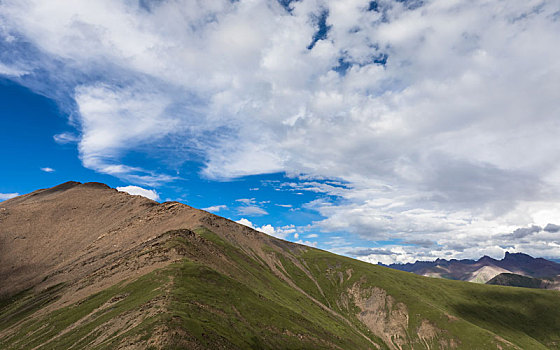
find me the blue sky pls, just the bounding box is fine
[0,76,376,252]
[1,0,560,264]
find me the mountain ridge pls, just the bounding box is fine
[2,182,560,349]
[385,250,560,285]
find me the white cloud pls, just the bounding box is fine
[236,198,256,205]
[236,218,255,229]
[235,197,268,216]
[235,218,297,240]
[0,62,27,77]
[75,84,179,186]
[2,0,560,258]
[53,132,79,144]
[295,239,318,248]
[354,246,428,266]
[40,167,55,172]
[0,192,19,201]
[203,204,227,212]
[237,206,268,216]
[116,185,160,201]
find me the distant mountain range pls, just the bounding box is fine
[385,252,560,289]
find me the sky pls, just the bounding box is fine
[1,0,560,265]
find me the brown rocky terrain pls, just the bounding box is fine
[0,181,297,306]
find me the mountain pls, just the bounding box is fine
[468,265,510,284]
[387,252,560,285]
[2,182,560,349]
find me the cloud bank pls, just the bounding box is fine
[1,0,560,260]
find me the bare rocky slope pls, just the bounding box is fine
[2,182,560,349]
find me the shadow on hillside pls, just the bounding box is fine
[450,288,560,342]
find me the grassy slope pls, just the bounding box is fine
[298,249,560,349]
[1,227,560,349]
[486,273,546,289]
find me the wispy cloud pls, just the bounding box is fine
[40,167,55,173]
[237,206,268,216]
[53,133,79,144]
[203,204,227,212]
[0,62,27,77]
[0,192,19,201]
[236,198,256,205]
[275,204,292,208]
[235,198,268,216]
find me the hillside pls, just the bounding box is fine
[486,273,547,289]
[486,273,560,290]
[2,182,560,349]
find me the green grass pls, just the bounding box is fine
[0,283,65,332]
[166,260,375,349]
[0,270,168,349]
[297,248,560,349]
[2,227,560,349]
[486,272,546,289]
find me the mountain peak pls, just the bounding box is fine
[81,182,112,189]
[503,252,534,262]
[477,255,498,263]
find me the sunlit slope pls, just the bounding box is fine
[1,183,560,349]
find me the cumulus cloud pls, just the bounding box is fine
[1,0,560,258]
[544,223,560,233]
[402,239,436,248]
[345,221,560,265]
[506,225,542,239]
[0,192,19,201]
[236,218,255,228]
[351,248,397,257]
[235,218,296,240]
[116,185,160,201]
